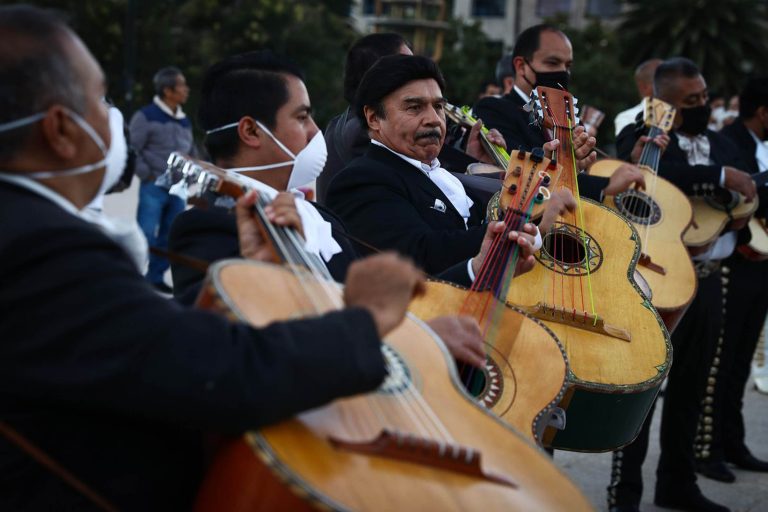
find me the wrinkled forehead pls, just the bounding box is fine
[385,78,445,104]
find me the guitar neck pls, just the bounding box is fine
[555,126,579,193]
[479,131,510,169]
[638,126,663,173]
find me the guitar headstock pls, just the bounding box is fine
[532,86,580,131]
[444,102,476,128]
[498,147,564,221]
[164,152,247,209]
[643,97,676,134]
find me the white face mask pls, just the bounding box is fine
[0,106,128,199]
[207,119,327,190]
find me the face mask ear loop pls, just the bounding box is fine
[254,120,297,160]
[66,109,108,156]
[0,112,47,133]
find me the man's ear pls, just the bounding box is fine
[40,105,78,160]
[238,117,263,150]
[512,56,527,77]
[364,105,381,133]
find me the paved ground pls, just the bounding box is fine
[105,179,768,511]
[554,381,768,511]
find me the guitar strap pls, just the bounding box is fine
[0,421,119,512]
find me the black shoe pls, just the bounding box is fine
[152,281,173,294]
[695,460,736,483]
[654,486,730,512]
[725,451,768,472]
[609,506,640,512]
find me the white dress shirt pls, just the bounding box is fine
[614,102,644,137]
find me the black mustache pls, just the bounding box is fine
[415,130,442,140]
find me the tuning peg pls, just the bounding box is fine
[531,147,544,163]
[572,97,579,105]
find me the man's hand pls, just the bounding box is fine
[344,253,426,338]
[543,125,597,170]
[539,189,577,233]
[471,221,538,278]
[236,191,304,261]
[426,315,486,368]
[603,163,647,196]
[630,134,670,164]
[724,166,757,202]
[466,120,507,163]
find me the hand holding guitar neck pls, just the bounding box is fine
[465,119,508,164]
[235,190,304,261]
[542,125,597,170]
[630,133,670,164]
[344,253,426,338]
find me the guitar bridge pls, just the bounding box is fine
[328,429,516,488]
[517,302,631,342]
[638,252,666,275]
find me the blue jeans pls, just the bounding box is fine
[136,181,185,284]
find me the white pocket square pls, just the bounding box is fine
[431,198,446,213]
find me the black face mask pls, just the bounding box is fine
[523,59,570,90]
[678,105,711,135]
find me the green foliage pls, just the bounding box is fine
[438,18,499,106]
[4,0,356,131]
[618,0,768,96]
[565,19,636,147]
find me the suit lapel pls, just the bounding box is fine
[365,144,467,224]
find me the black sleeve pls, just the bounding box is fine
[0,226,386,433]
[474,96,529,154]
[327,165,486,275]
[169,207,239,303]
[436,260,473,287]
[577,173,609,201]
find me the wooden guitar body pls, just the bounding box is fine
[738,217,768,261]
[589,159,697,332]
[194,260,593,511]
[683,190,758,249]
[504,199,671,452]
[409,280,569,444]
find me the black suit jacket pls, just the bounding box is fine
[616,124,746,195]
[325,143,487,275]
[170,202,358,304]
[0,181,385,510]
[170,198,474,303]
[474,92,608,201]
[721,118,768,221]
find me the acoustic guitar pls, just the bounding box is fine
[739,216,768,260]
[160,154,594,512]
[500,88,671,452]
[683,174,763,251]
[410,149,570,445]
[589,98,696,332]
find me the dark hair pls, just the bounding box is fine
[354,55,446,128]
[739,76,768,118]
[512,24,562,61]
[199,50,304,162]
[495,54,514,85]
[343,33,409,104]
[153,66,183,97]
[653,57,701,100]
[0,5,86,161]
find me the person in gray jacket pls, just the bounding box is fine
[130,66,193,292]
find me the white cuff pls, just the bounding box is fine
[531,226,543,251]
[719,167,726,187]
[467,258,476,283]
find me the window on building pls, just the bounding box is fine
[362,0,375,15]
[536,0,572,17]
[472,0,506,17]
[586,0,621,17]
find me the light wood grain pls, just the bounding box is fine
[589,160,697,316]
[409,281,569,443]
[195,260,593,512]
[684,194,758,247]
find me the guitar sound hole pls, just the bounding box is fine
[542,232,587,266]
[461,367,487,397]
[620,194,651,219]
[614,191,662,225]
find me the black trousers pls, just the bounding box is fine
[695,254,768,462]
[608,270,723,507]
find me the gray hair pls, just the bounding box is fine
[0,5,87,161]
[154,67,183,98]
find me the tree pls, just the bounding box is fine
[438,18,499,107]
[617,0,768,95]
